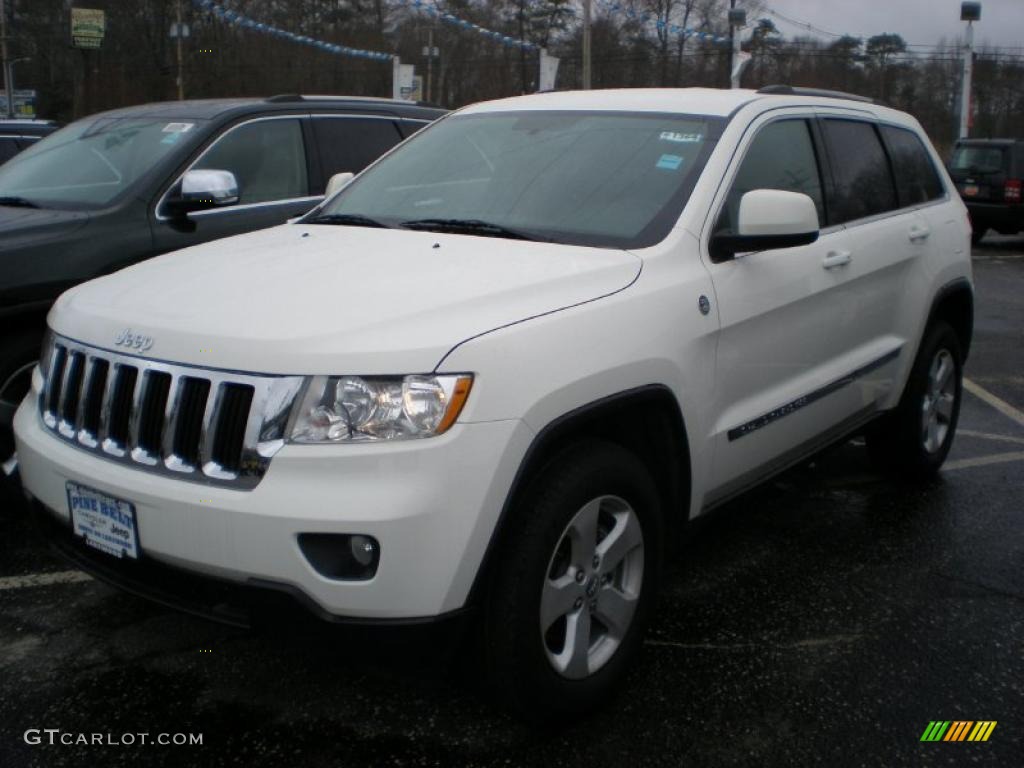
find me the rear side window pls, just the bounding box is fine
[821,119,897,224]
[0,137,21,163]
[715,119,825,234]
[399,120,430,138]
[312,117,403,181]
[881,126,945,206]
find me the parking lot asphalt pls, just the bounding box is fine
[1,239,1022,768]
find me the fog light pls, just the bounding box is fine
[297,533,380,581]
[350,535,376,567]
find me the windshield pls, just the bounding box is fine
[316,111,721,248]
[950,145,1005,174]
[0,117,205,209]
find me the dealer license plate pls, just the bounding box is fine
[963,184,979,197]
[66,481,140,560]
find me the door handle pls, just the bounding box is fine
[908,224,931,242]
[822,250,852,269]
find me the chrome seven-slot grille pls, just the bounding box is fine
[39,336,304,488]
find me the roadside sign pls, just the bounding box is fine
[0,89,38,118]
[71,8,106,49]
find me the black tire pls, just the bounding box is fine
[866,322,963,478]
[480,441,663,722]
[0,326,45,459]
[970,224,986,246]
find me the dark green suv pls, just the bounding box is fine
[947,138,1024,244]
[0,95,445,458]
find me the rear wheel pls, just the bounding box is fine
[866,322,963,478]
[481,442,662,721]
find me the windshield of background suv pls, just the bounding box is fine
[315,111,721,249]
[0,116,205,209]
[950,145,1005,174]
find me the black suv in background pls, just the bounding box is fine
[0,119,59,164]
[0,95,445,456]
[948,138,1024,244]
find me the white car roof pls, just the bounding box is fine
[458,87,915,127]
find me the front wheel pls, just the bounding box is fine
[866,322,963,478]
[481,442,662,721]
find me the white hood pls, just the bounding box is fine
[51,223,642,374]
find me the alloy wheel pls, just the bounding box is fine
[539,495,644,680]
[921,348,956,454]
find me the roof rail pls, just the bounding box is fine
[757,85,875,104]
[264,94,409,104]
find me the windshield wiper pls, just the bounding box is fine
[400,218,552,242]
[304,213,391,228]
[0,196,40,208]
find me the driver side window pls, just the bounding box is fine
[193,118,308,205]
[715,119,825,235]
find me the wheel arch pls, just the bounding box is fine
[465,384,691,607]
[927,277,974,361]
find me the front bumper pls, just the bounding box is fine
[14,395,532,621]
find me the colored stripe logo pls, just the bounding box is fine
[920,721,997,742]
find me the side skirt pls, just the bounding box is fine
[701,404,879,513]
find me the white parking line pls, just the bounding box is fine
[0,570,92,592]
[963,378,1024,430]
[957,430,1024,445]
[943,451,1024,471]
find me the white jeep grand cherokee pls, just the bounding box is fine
[14,86,972,718]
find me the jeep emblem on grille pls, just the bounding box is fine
[114,328,154,352]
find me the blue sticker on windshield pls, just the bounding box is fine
[161,132,182,145]
[656,154,683,171]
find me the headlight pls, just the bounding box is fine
[289,374,473,443]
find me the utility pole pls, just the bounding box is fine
[582,0,591,89]
[175,0,184,100]
[426,25,433,103]
[959,2,981,139]
[0,0,13,118]
[728,4,746,90]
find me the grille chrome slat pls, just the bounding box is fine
[56,351,85,437]
[104,365,138,457]
[76,356,109,449]
[43,345,68,428]
[38,336,302,489]
[127,368,148,455]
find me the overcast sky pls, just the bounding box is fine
[760,0,1024,49]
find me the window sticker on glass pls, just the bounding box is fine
[656,154,684,170]
[660,131,703,144]
[162,122,194,133]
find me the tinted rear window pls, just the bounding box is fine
[950,145,1006,174]
[821,119,898,224]
[881,125,945,205]
[312,117,404,182]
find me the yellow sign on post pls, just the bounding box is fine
[71,8,106,49]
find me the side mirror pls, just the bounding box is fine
[325,171,354,199]
[710,189,819,262]
[165,169,239,217]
